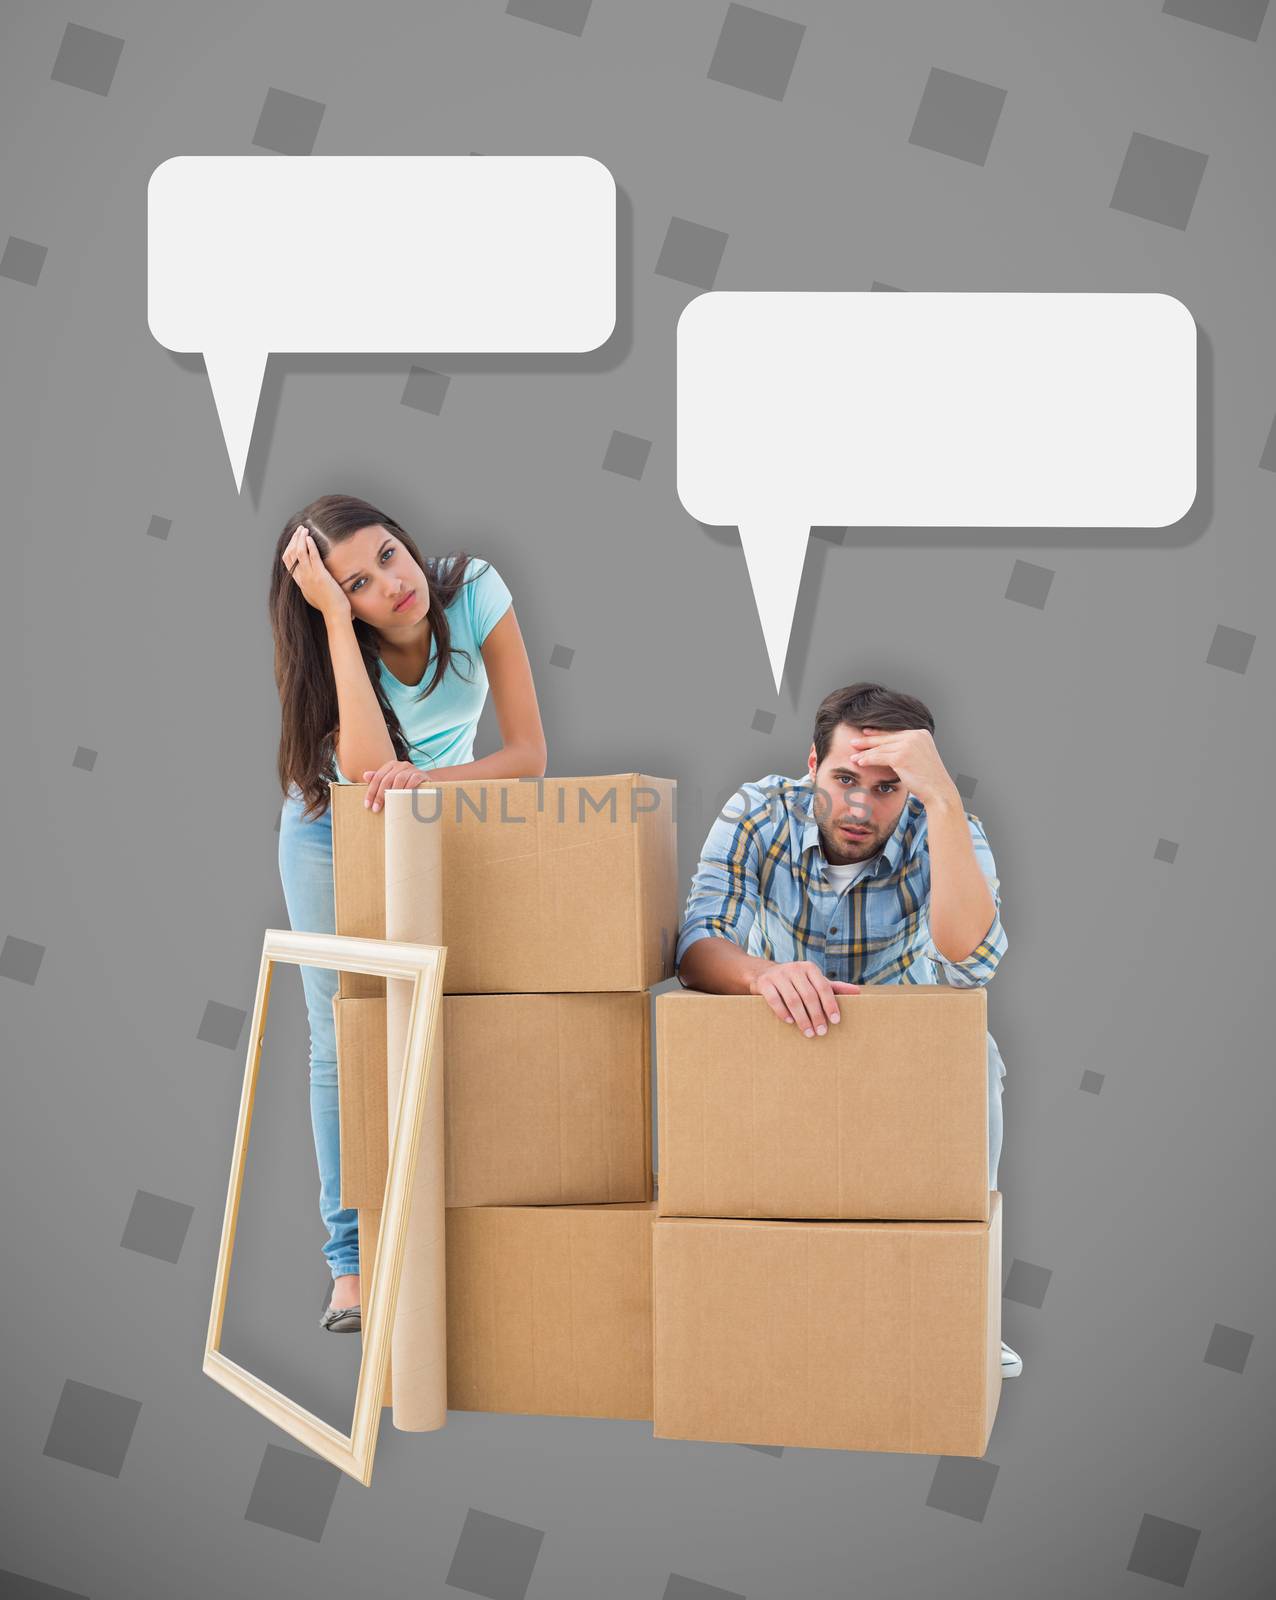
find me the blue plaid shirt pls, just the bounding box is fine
[676,773,1007,990]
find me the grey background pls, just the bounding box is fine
[2,0,1272,1595]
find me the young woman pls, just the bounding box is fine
[269,493,547,1331]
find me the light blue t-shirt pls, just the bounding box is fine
[333,557,512,782]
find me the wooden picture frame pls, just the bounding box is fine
[203,928,445,1485]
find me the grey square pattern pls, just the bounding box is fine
[197,1000,246,1051]
[1005,560,1054,609]
[51,23,124,97]
[120,1190,194,1264]
[1,237,47,287]
[742,1443,784,1457]
[1005,1258,1053,1309]
[72,746,97,772]
[751,709,776,734]
[707,4,806,102]
[1163,0,1268,42]
[1204,1322,1253,1373]
[146,515,172,541]
[44,1380,141,1478]
[446,1508,545,1600]
[1110,133,1208,230]
[871,280,903,291]
[1260,412,1276,471]
[1127,1513,1201,1587]
[663,1579,747,1600]
[1,935,46,986]
[1206,623,1255,673]
[1154,837,1179,863]
[252,88,326,156]
[909,68,1007,166]
[550,643,575,669]
[402,366,451,415]
[506,0,593,36]
[1080,1069,1105,1094]
[655,218,729,290]
[953,772,978,802]
[245,1444,340,1542]
[603,430,652,480]
[925,1456,1000,1522]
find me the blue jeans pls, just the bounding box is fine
[277,789,360,1279]
[987,1030,1006,1191]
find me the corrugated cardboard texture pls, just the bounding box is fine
[447,1201,656,1420]
[332,776,678,993]
[331,787,386,1000]
[383,788,446,1433]
[338,991,653,1209]
[653,1194,1002,1456]
[657,989,990,1221]
[445,992,652,1206]
[335,996,390,1209]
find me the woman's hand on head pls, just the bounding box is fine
[362,761,436,812]
[282,527,351,623]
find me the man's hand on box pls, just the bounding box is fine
[748,960,860,1038]
[362,761,436,812]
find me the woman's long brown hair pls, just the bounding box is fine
[268,493,481,819]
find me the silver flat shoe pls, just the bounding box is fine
[320,1304,361,1333]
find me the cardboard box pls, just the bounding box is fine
[334,995,392,1209]
[336,992,653,1210]
[446,1201,656,1420]
[656,989,990,1222]
[653,1194,1002,1456]
[331,775,678,995]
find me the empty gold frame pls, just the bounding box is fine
[203,928,445,1485]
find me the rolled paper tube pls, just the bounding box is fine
[382,788,447,1432]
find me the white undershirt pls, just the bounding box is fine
[823,856,878,896]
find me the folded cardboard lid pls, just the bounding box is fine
[656,1193,1001,1236]
[462,1199,659,1216]
[659,987,976,1002]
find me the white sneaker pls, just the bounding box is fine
[1001,1340,1023,1378]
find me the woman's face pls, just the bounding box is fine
[325,524,430,636]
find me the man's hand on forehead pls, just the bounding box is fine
[844,729,898,784]
[845,729,958,810]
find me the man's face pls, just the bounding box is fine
[807,722,908,866]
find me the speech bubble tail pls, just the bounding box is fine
[738,520,810,693]
[203,346,267,493]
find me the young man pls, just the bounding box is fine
[676,681,1022,1379]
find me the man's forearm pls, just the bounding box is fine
[677,936,771,995]
[925,793,997,962]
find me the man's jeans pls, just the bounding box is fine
[987,1029,1006,1190]
[277,789,360,1280]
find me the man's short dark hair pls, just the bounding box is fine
[812,682,935,765]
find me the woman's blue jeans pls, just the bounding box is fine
[277,789,360,1280]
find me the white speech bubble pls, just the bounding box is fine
[148,155,617,491]
[677,291,1197,689]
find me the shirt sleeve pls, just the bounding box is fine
[922,812,1007,987]
[465,559,514,647]
[674,792,766,974]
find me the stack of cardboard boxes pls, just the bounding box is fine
[331,775,677,1422]
[653,989,1003,1456]
[331,776,1002,1455]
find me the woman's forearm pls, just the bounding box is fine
[325,613,396,779]
[424,741,548,783]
